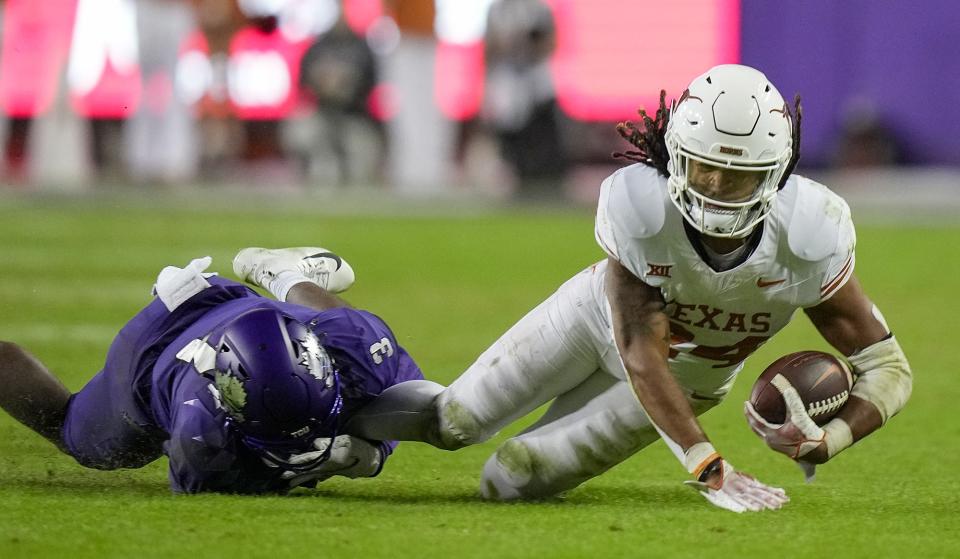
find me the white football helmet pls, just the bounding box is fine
[665,64,793,238]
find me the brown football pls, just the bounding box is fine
[749,351,853,425]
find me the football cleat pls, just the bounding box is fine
[233,247,356,293]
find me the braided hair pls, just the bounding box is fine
[780,94,803,188]
[613,89,672,177]
[613,90,803,188]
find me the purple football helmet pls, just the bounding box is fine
[207,308,343,470]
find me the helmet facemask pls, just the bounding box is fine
[663,64,794,239]
[667,144,788,239]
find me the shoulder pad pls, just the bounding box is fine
[785,175,853,262]
[602,164,668,240]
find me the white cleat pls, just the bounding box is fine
[233,247,356,293]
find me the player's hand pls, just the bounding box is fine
[152,256,217,311]
[279,435,384,488]
[684,459,789,513]
[743,367,829,458]
[744,398,823,482]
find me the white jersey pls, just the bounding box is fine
[594,164,856,398]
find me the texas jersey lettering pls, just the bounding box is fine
[595,164,856,399]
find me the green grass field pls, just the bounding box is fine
[0,195,957,558]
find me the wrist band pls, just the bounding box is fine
[824,418,854,458]
[684,441,720,478]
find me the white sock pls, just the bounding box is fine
[268,270,311,302]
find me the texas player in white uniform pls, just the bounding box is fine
[234,65,912,513]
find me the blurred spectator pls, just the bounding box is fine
[66,0,142,181]
[482,0,566,197]
[833,99,904,169]
[383,0,457,194]
[232,4,286,175]
[191,0,246,177]
[126,0,199,184]
[294,16,382,185]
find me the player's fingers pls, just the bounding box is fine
[743,401,779,430]
[749,488,786,510]
[737,474,789,508]
[722,476,764,511]
[751,480,789,505]
[732,489,765,512]
[703,489,748,513]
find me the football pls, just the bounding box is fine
[748,351,853,425]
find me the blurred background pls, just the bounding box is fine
[0,0,958,210]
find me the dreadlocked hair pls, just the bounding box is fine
[613,89,671,177]
[779,93,803,188]
[613,90,804,186]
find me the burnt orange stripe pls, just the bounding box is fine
[692,452,721,479]
[821,266,852,298]
[821,254,853,295]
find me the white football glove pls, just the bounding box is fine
[152,256,217,311]
[276,435,384,489]
[744,374,825,482]
[684,459,789,513]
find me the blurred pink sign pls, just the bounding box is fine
[229,27,309,120]
[0,0,78,117]
[545,0,740,121]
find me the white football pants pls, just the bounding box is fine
[437,262,718,500]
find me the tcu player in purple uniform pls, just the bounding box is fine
[0,251,433,494]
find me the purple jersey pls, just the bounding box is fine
[61,277,424,494]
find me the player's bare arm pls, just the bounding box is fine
[800,274,912,463]
[605,257,709,453]
[746,272,912,471]
[0,341,71,451]
[607,257,787,510]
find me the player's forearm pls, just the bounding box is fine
[812,336,911,463]
[618,343,722,480]
[802,396,882,464]
[0,341,71,449]
[605,258,714,473]
[835,396,883,441]
[620,345,708,450]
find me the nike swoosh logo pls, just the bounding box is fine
[757,278,786,288]
[307,252,342,271]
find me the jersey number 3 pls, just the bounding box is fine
[369,338,395,365]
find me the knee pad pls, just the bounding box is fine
[480,440,548,501]
[434,399,492,450]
